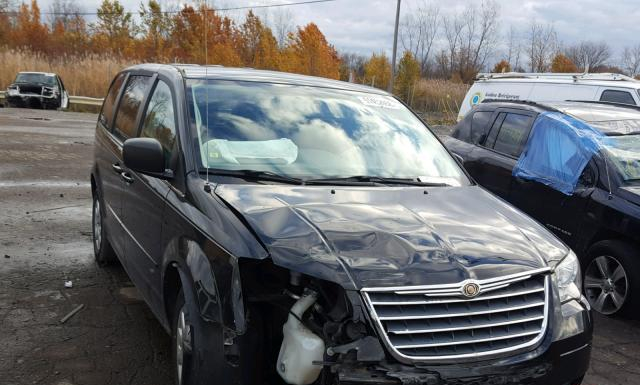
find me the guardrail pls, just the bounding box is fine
[0,91,104,107]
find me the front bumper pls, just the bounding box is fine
[337,293,592,385]
[6,93,58,108]
[338,333,590,385]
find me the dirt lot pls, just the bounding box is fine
[0,108,639,385]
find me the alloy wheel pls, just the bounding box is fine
[93,198,102,252]
[584,255,628,315]
[176,305,193,385]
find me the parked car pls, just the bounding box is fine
[445,100,640,317]
[91,64,591,385]
[458,72,640,121]
[5,71,69,110]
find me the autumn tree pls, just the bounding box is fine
[171,5,241,66]
[283,23,340,79]
[551,54,578,73]
[253,28,281,70]
[139,0,172,61]
[394,51,420,100]
[93,0,137,56]
[492,59,511,73]
[12,0,49,52]
[363,53,391,89]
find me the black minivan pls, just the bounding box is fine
[91,64,591,385]
[445,100,640,317]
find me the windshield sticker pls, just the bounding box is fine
[358,96,402,109]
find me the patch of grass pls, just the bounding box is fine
[409,79,470,125]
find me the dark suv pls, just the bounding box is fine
[91,64,591,385]
[445,100,640,317]
[5,71,69,109]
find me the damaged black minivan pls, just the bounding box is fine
[91,64,592,385]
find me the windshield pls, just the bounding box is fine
[15,73,57,86]
[602,135,640,182]
[186,80,468,186]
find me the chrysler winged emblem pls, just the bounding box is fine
[462,282,480,298]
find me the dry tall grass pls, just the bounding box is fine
[0,47,470,124]
[409,79,470,124]
[0,48,133,98]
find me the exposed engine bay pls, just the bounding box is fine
[238,260,393,385]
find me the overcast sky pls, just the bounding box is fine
[37,0,640,65]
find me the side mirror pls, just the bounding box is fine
[123,138,172,179]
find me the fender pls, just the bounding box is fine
[162,237,247,335]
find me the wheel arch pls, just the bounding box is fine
[161,237,246,335]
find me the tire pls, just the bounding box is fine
[92,191,116,266]
[171,290,228,385]
[583,240,640,317]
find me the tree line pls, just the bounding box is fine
[0,0,341,79]
[2,0,639,104]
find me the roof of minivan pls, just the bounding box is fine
[474,73,640,90]
[125,63,388,95]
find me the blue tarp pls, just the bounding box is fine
[513,112,605,195]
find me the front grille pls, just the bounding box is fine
[19,85,43,95]
[362,269,550,361]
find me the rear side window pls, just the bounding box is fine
[99,73,126,128]
[140,80,177,169]
[600,90,636,105]
[471,111,493,144]
[492,113,532,157]
[113,75,152,141]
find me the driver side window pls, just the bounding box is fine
[140,80,177,170]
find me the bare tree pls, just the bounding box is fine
[440,0,499,81]
[622,44,640,77]
[48,0,83,29]
[400,0,439,75]
[505,25,523,71]
[458,0,499,79]
[565,41,611,72]
[526,21,557,72]
[270,7,293,47]
[442,13,464,77]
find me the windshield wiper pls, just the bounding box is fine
[305,176,449,187]
[201,168,304,185]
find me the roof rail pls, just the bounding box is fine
[564,99,640,112]
[475,72,636,82]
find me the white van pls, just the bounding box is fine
[458,72,640,121]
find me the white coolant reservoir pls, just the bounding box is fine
[276,291,325,385]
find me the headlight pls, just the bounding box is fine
[554,250,582,303]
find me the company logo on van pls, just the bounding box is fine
[470,92,483,106]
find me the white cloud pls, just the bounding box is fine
[37,0,640,64]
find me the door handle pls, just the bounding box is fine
[112,163,123,173]
[121,172,134,184]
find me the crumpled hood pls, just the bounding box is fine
[215,184,567,290]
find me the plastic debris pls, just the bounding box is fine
[60,304,85,324]
[64,280,73,288]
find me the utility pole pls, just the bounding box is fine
[388,0,401,93]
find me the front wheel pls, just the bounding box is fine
[171,290,227,385]
[583,240,639,317]
[92,192,116,265]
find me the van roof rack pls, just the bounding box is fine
[475,72,637,82]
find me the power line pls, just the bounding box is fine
[0,0,338,15]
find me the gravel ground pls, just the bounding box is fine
[0,108,638,385]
